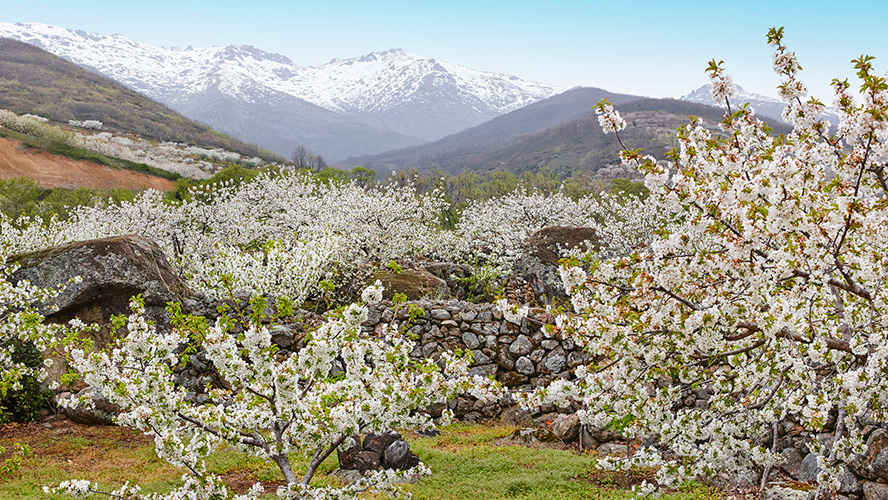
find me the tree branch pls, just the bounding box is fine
[692,340,766,361]
[176,412,268,450]
[653,286,702,311]
[301,434,349,486]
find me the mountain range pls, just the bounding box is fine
[0,22,822,179]
[679,84,787,123]
[0,22,561,160]
[0,37,278,161]
[679,84,840,126]
[346,92,793,178]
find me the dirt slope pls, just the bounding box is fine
[0,138,175,190]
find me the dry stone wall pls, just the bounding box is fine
[358,298,588,421]
[363,299,586,387]
[173,297,589,421]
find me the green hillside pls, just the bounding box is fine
[0,37,282,162]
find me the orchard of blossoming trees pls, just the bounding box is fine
[0,151,656,497]
[4,27,886,499]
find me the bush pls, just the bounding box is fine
[0,340,53,423]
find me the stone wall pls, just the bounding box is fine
[352,299,888,499]
[358,299,587,421]
[168,297,586,421]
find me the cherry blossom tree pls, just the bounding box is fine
[441,188,667,277]
[0,265,64,400]
[526,28,888,496]
[49,286,494,499]
[0,225,89,400]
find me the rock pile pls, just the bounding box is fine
[361,298,588,419]
[336,431,420,473]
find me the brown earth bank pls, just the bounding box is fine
[0,137,175,190]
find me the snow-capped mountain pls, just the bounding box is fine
[680,84,840,126]
[0,23,561,159]
[680,84,788,123]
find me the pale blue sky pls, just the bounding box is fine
[4,1,886,100]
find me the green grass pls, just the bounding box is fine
[398,424,722,500]
[0,421,723,500]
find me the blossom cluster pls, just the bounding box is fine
[0,172,453,301]
[595,100,627,134]
[74,132,264,179]
[0,109,74,144]
[442,188,667,274]
[706,59,736,104]
[68,119,103,130]
[0,254,85,397]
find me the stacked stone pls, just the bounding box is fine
[766,416,888,500]
[336,431,420,473]
[358,299,590,421]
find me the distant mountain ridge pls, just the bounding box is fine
[345,87,642,169]
[0,37,278,161]
[348,91,794,178]
[0,23,562,160]
[680,84,840,125]
[680,84,787,123]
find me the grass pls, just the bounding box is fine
[397,424,722,500]
[0,420,724,500]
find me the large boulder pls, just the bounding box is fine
[10,234,190,313]
[9,235,192,388]
[370,268,450,301]
[63,386,121,426]
[511,226,603,306]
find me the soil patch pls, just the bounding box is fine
[0,417,149,451]
[0,137,175,190]
[218,469,288,495]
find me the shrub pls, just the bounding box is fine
[0,340,53,423]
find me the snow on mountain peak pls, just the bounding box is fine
[0,22,560,124]
[679,84,782,105]
[678,83,839,126]
[278,46,558,115]
[0,22,567,155]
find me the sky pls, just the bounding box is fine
[4,0,887,101]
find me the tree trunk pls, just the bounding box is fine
[272,453,299,485]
